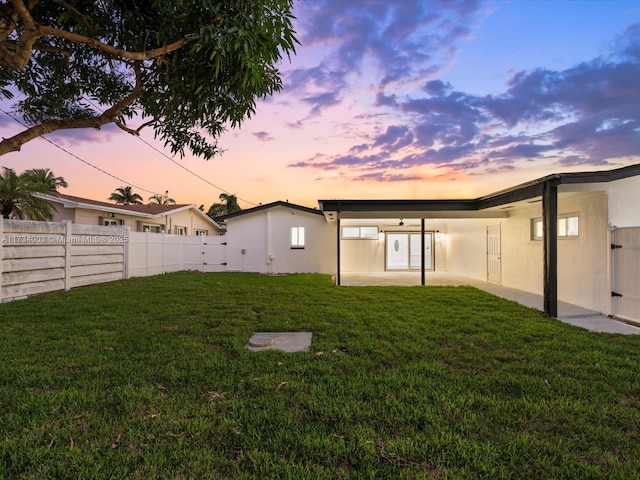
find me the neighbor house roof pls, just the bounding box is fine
[36,192,221,227]
[214,200,323,223]
[318,163,640,219]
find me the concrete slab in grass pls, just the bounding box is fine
[246,332,313,352]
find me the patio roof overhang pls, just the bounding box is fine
[318,163,640,220]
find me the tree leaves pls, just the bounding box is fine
[0,0,298,158]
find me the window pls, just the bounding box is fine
[291,226,305,248]
[104,219,118,226]
[532,215,579,240]
[175,226,186,235]
[143,224,162,233]
[195,229,208,236]
[342,225,379,239]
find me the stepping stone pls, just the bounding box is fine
[246,332,313,352]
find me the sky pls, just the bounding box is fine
[2,0,640,210]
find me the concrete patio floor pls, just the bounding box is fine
[341,272,640,335]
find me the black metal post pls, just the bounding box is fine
[336,214,341,286]
[542,182,558,316]
[421,218,425,286]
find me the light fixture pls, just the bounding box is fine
[378,231,385,241]
[399,219,404,226]
[436,230,442,239]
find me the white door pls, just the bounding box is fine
[487,224,501,284]
[387,233,434,271]
[409,233,433,270]
[611,227,640,322]
[386,233,409,270]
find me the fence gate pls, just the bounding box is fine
[202,236,227,273]
[611,227,640,323]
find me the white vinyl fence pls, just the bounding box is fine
[1,218,228,302]
[1,219,128,302]
[128,231,227,277]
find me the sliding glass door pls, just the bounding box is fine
[386,232,433,271]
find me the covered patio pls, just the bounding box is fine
[319,164,640,319]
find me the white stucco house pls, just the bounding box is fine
[217,164,640,324]
[216,201,336,275]
[38,193,221,236]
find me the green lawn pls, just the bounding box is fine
[1,272,639,479]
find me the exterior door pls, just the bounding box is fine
[409,233,433,270]
[611,227,640,323]
[386,233,409,270]
[386,233,434,271]
[487,224,501,284]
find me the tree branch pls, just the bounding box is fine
[53,0,94,35]
[115,118,155,136]
[38,25,196,61]
[2,0,197,69]
[0,63,143,156]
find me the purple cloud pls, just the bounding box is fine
[253,131,274,142]
[288,0,483,119]
[291,21,640,179]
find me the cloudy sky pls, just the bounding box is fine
[2,0,640,209]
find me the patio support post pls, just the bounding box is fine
[336,211,341,286]
[421,218,425,286]
[542,181,558,317]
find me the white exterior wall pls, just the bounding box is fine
[446,219,498,282]
[340,221,448,272]
[224,206,336,274]
[555,192,609,313]
[605,176,640,228]
[502,192,609,312]
[445,192,610,313]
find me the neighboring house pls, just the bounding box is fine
[215,201,337,275]
[37,193,221,236]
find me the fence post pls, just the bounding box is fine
[145,230,150,276]
[123,226,131,279]
[161,231,165,274]
[0,215,4,302]
[64,220,72,291]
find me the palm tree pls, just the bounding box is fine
[21,168,68,192]
[108,186,143,205]
[207,193,241,217]
[148,191,176,205]
[0,167,57,220]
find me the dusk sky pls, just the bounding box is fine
[2,0,640,210]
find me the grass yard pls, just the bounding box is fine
[1,272,639,479]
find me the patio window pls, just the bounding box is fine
[342,226,379,239]
[291,226,305,249]
[532,215,579,240]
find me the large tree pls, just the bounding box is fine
[108,185,142,205]
[0,0,297,157]
[0,166,65,219]
[207,192,241,218]
[20,167,68,191]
